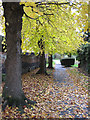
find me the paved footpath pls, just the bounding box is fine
[53,60,70,84]
[53,60,88,119]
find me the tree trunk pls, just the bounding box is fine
[68,53,71,57]
[37,51,46,74]
[2,2,35,110]
[48,54,53,69]
[37,38,47,74]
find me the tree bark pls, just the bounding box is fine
[68,53,71,57]
[37,38,47,74]
[48,54,53,69]
[37,51,46,74]
[2,2,35,110]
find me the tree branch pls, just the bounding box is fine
[24,11,36,20]
[38,19,43,26]
[35,2,70,6]
[23,10,54,21]
[43,13,54,15]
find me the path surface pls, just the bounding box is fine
[53,60,88,118]
[2,60,88,118]
[53,60,69,84]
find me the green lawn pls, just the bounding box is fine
[71,64,78,67]
[46,61,55,67]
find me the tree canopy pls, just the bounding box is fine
[1,1,88,54]
[20,1,88,55]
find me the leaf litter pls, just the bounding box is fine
[1,67,89,119]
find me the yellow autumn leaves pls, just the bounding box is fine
[20,1,88,55]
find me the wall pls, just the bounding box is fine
[21,54,40,74]
[2,53,40,74]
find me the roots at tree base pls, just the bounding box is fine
[36,69,50,75]
[47,66,54,69]
[2,94,37,113]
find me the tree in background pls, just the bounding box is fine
[48,54,53,69]
[77,28,90,74]
[76,1,90,75]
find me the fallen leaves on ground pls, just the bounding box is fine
[1,67,89,119]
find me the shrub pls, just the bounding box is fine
[77,43,90,74]
[60,57,75,67]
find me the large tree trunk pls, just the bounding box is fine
[2,2,35,110]
[48,54,53,69]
